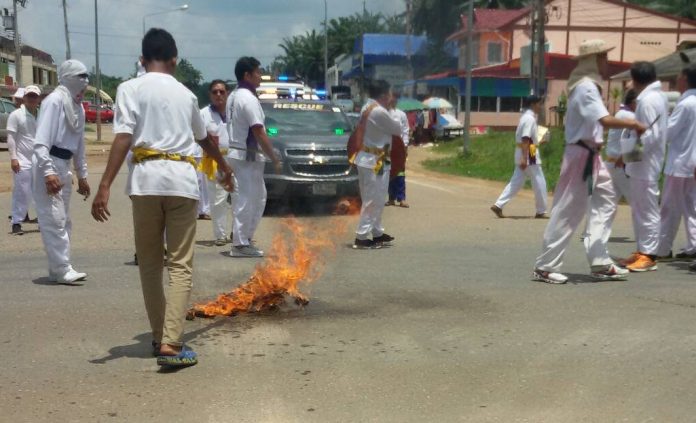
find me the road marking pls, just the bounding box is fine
[408,178,457,194]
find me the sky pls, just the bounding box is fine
[10,0,405,81]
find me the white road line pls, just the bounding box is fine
[408,177,457,194]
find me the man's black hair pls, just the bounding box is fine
[367,79,390,99]
[623,88,637,106]
[523,94,543,108]
[682,63,696,89]
[141,28,177,62]
[235,57,261,82]
[208,79,228,92]
[630,61,657,86]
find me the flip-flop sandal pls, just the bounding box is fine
[156,344,198,367]
[398,203,410,208]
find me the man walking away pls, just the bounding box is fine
[226,57,281,258]
[91,29,233,368]
[532,39,646,284]
[491,95,548,219]
[33,60,91,285]
[621,61,668,272]
[387,93,410,208]
[8,85,41,235]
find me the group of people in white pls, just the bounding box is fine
[490,39,696,284]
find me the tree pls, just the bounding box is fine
[175,58,203,90]
[88,72,123,101]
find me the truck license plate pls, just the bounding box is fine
[312,183,337,196]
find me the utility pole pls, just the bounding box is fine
[528,0,536,96]
[535,0,546,122]
[324,0,328,97]
[94,0,101,141]
[13,0,21,86]
[63,0,71,60]
[462,0,473,155]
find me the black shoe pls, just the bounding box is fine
[689,262,696,272]
[352,238,381,250]
[11,223,23,235]
[676,251,696,260]
[373,233,394,245]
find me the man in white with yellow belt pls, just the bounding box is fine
[353,80,402,249]
[199,79,233,246]
[33,60,91,285]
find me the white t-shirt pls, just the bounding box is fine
[564,79,609,145]
[34,91,87,179]
[226,88,267,162]
[113,72,207,200]
[605,107,634,159]
[354,101,402,169]
[665,89,696,177]
[391,108,410,147]
[7,105,38,170]
[625,81,668,181]
[200,104,230,151]
[514,109,541,165]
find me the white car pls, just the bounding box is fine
[0,98,19,150]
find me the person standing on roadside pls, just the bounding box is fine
[490,95,548,219]
[532,39,646,284]
[8,85,41,235]
[226,56,281,258]
[91,29,233,368]
[33,60,91,285]
[386,93,411,208]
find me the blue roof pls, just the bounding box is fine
[356,34,428,57]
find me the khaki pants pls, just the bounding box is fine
[131,195,197,347]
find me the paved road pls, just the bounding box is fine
[1,148,695,422]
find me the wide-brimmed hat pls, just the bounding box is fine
[575,39,615,59]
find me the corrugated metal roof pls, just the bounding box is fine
[611,48,696,80]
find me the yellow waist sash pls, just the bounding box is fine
[131,147,196,167]
[198,148,229,181]
[358,145,391,174]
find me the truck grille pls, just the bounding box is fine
[291,164,351,176]
[285,148,346,157]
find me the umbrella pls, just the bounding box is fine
[423,97,454,109]
[396,97,426,111]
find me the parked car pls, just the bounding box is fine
[0,97,18,149]
[84,103,114,123]
[260,99,358,200]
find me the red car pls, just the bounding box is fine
[83,103,114,123]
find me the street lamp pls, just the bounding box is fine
[324,0,328,98]
[142,4,189,34]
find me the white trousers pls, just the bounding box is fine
[656,175,696,256]
[196,170,210,215]
[356,166,390,239]
[629,177,660,255]
[535,144,615,272]
[583,163,631,244]
[32,157,74,275]
[494,164,548,214]
[11,168,33,224]
[207,174,233,240]
[229,158,266,247]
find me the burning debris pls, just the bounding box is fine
[188,217,345,320]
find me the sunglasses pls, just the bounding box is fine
[77,73,89,78]
[211,89,226,95]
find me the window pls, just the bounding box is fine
[478,96,497,112]
[500,97,522,112]
[487,42,503,64]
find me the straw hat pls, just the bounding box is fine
[575,39,615,59]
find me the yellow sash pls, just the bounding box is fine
[131,147,196,167]
[198,149,229,181]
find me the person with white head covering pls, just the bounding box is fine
[532,39,647,284]
[8,85,41,235]
[12,87,25,107]
[32,59,91,285]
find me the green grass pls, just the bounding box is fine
[422,128,565,191]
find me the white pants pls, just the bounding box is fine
[207,174,233,240]
[32,157,74,276]
[656,175,696,256]
[229,158,266,247]
[629,177,660,255]
[494,164,548,214]
[535,144,615,272]
[356,166,390,239]
[583,163,631,243]
[11,167,33,224]
[196,170,210,215]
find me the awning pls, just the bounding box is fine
[459,77,530,97]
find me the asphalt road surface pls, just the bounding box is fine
[1,147,695,422]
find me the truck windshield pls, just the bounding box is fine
[262,103,352,136]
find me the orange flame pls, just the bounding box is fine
[189,216,349,318]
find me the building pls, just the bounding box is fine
[0,35,58,97]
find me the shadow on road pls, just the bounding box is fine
[32,277,85,286]
[264,197,361,217]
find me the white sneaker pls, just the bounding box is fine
[532,269,568,284]
[214,237,228,246]
[590,264,629,281]
[57,268,87,284]
[230,245,264,257]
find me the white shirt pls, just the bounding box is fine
[7,105,38,170]
[391,108,410,147]
[226,88,267,162]
[200,104,230,152]
[625,80,668,181]
[564,79,609,145]
[514,109,541,165]
[665,89,696,177]
[34,91,87,179]
[605,106,634,159]
[113,72,207,200]
[354,101,402,169]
